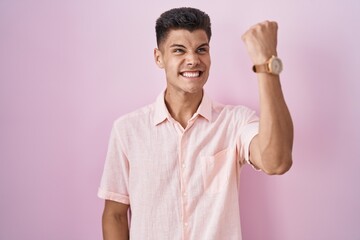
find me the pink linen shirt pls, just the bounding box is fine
[98,92,259,240]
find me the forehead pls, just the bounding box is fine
[160,29,209,49]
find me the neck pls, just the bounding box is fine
[164,89,203,128]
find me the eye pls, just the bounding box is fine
[173,48,185,54]
[197,47,208,54]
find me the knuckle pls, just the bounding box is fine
[263,20,270,26]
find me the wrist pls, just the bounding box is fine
[251,50,278,64]
[252,55,283,75]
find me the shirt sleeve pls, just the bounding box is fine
[240,122,260,170]
[236,107,261,171]
[97,124,130,205]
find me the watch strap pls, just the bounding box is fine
[252,63,269,73]
[252,55,282,75]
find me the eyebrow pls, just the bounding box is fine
[169,43,210,49]
[169,44,186,48]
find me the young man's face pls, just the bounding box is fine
[154,29,211,96]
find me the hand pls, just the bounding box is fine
[242,21,279,65]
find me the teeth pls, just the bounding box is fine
[182,71,200,78]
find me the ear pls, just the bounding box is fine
[154,48,164,69]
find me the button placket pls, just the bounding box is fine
[178,130,191,238]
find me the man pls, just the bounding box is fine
[98,7,293,240]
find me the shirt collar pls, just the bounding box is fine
[196,93,212,122]
[153,91,212,126]
[153,91,170,126]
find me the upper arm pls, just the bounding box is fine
[103,200,130,218]
[249,134,263,170]
[102,200,130,239]
[249,133,293,175]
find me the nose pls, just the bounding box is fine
[186,52,200,67]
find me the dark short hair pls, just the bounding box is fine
[155,7,212,47]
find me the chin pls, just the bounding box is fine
[184,85,206,94]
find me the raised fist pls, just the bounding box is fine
[242,21,279,65]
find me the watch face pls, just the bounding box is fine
[270,58,283,74]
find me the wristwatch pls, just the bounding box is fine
[252,55,283,75]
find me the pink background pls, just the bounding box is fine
[1,0,359,239]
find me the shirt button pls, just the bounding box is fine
[182,164,186,169]
[184,222,188,226]
[183,192,187,196]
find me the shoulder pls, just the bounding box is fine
[112,102,156,132]
[212,99,256,117]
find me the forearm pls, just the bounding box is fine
[102,213,129,240]
[257,73,293,174]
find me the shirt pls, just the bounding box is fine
[98,92,259,240]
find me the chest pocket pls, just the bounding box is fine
[201,148,235,194]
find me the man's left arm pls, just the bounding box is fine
[242,21,293,175]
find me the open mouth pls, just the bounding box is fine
[180,71,203,78]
